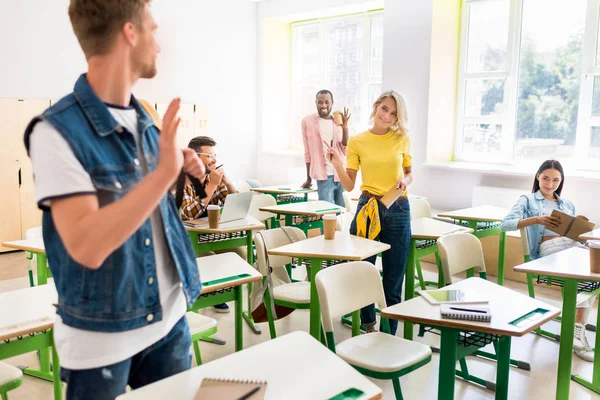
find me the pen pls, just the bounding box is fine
[329,139,333,161]
[216,164,223,169]
[448,306,487,314]
[237,386,261,400]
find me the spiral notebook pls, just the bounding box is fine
[194,377,267,400]
[440,304,491,322]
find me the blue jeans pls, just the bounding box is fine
[350,196,411,335]
[316,175,344,207]
[60,316,192,400]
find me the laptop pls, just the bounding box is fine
[184,192,254,227]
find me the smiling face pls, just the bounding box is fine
[537,168,562,197]
[372,96,398,131]
[315,93,333,118]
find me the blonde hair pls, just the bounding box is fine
[369,90,408,136]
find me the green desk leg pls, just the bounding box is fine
[284,214,293,227]
[235,285,243,351]
[37,252,48,286]
[438,327,458,400]
[556,279,578,399]
[403,239,416,340]
[242,230,261,335]
[497,232,506,286]
[51,331,63,400]
[496,335,512,400]
[572,280,600,393]
[351,310,360,337]
[308,257,324,341]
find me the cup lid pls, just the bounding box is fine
[207,205,221,211]
[589,240,600,249]
[323,214,337,220]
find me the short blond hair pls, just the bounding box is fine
[369,90,409,136]
[68,0,149,58]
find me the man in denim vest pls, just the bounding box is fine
[23,1,205,398]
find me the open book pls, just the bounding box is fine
[195,377,267,400]
[380,186,406,209]
[550,209,595,241]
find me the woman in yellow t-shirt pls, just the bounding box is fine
[325,91,412,335]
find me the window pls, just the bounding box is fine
[456,0,600,170]
[290,12,384,151]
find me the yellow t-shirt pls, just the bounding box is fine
[346,130,412,196]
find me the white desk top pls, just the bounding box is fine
[0,283,57,341]
[580,229,600,241]
[259,201,344,216]
[2,238,46,254]
[116,331,382,400]
[411,217,473,240]
[514,247,600,281]
[268,232,390,261]
[437,205,510,222]
[197,253,262,294]
[381,278,560,337]
[251,185,317,195]
[185,216,265,234]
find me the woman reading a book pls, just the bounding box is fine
[501,159,594,361]
[324,90,412,335]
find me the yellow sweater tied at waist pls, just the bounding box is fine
[355,197,381,240]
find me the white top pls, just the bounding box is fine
[437,205,510,222]
[0,283,57,341]
[259,200,344,216]
[514,247,600,280]
[116,331,382,400]
[410,217,474,240]
[29,105,186,370]
[196,253,262,295]
[318,117,335,176]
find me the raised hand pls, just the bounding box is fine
[157,98,183,180]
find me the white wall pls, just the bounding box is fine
[383,0,600,222]
[0,0,258,181]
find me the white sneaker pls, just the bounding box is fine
[573,323,587,351]
[574,346,595,362]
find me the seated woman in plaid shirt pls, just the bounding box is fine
[176,136,239,313]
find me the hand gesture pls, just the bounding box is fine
[157,98,183,179]
[341,107,351,129]
[396,179,407,192]
[323,140,343,167]
[181,148,205,179]
[209,167,224,186]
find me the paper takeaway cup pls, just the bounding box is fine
[207,205,221,229]
[333,111,343,126]
[589,241,600,273]
[323,214,337,240]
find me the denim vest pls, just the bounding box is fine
[23,74,202,332]
[500,190,576,260]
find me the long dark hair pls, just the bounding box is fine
[532,159,565,196]
[174,136,216,207]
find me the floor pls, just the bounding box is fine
[1,250,600,399]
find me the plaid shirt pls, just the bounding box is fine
[179,180,229,221]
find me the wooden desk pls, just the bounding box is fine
[404,218,473,339]
[116,331,382,400]
[514,247,600,399]
[438,206,510,286]
[2,238,49,286]
[382,277,559,400]
[0,284,62,399]
[259,201,344,235]
[580,229,600,241]
[192,253,262,351]
[269,232,389,340]
[186,216,265,334]
[251,185,317,204]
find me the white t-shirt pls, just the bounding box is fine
[318,117,335,176]
[29,105,187,370]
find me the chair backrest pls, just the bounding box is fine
[234,180,252,193]
[253,227,306,275]
[519,227,531,261]
[409,198,432,220]
[248,194,277,224]
[315,261,386,332]
[437,233,486,285]
[246,179,262,188]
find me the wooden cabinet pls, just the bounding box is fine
[0,99,48,252]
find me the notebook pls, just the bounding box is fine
[417,289,488,305]
[380,186,406,209]
[183,219,210,228]
[194,377,267,400]
[549,209,595,241]
[440,303,491,322]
